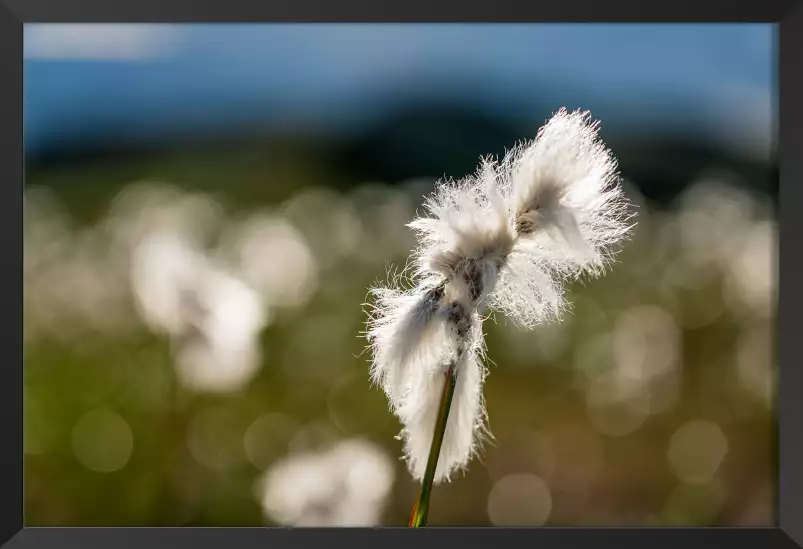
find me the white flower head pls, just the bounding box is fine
[257,438,395,527]
[365,108,634,484]
[130,228,268,394]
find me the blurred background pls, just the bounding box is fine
[23,23,777,527]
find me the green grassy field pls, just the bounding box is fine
[24,140,777,527]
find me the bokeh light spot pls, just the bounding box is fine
[487,473,552,526]
[667,420,729,484]
[71,408,134,473]
[244,413,299,470]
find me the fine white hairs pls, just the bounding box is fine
[365,108,635,484]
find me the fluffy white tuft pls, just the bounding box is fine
[507,108,633,270]
[365,277,450,407]
[365,107,634,483]
[407,160,515,291]
[396,314,488,483]
[257,438,395,526]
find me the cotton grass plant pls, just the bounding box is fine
[364,108,635,527]
[257,438,395,527]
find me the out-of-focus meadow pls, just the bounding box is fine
[24,23,777,527]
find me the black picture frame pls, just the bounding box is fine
[6,2,801,548]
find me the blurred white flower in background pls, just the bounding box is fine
[24,187,136,344]
[217,212,318,309]
[104,181,226,257]
[722,219,776,319]
[671,178,775,314]
[281,188,363,269]
[675,177,758,271]
[130,227,268,394]
[613,306,680,391]
[25,180,324,394]
[671,175,776,321]
[110,181,324,394]
[130,229,208,337]
[256,438,395,527]
[173,266,267,394]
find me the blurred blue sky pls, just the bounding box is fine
[24,24,775,159]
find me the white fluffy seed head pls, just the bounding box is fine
[365,277,450,407]
[408,162,516,294]
[508,108,632,270]
[396,314,488,483]
[486,108,634,327]
[258,438,395,526]
[365,107,634,483]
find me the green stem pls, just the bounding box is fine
[408,362,458,528]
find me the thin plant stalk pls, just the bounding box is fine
[408,363,458,528]
[367,109,632,528]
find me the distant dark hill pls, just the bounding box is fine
[609,135,777,204]
[26,101,776,220]
[332,103,526,184]
[333,102,777,206]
